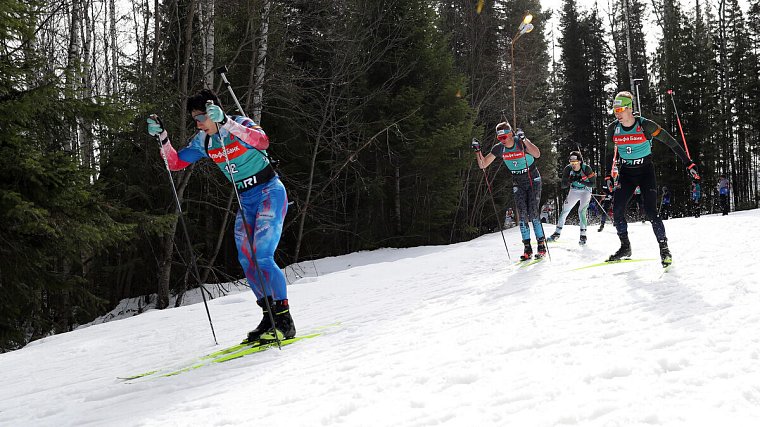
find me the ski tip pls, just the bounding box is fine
[571,258,657,271]
[118,370,158,381]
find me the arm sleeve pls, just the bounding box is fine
[560,165,571,189]
[160,133,207,171]
[581,164,596,187]
[221,117,269,150]
[490,143,503,157]
[641,118,691,164]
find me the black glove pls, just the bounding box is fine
[515,129,525,141]
[687,161,700,181]
[471,138,481,152]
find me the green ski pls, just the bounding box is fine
[571,258,657,271]
[518,257,545,268]
[120,324,339,381]
[160,333,321,378]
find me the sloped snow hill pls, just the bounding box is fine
[1,210,759,427]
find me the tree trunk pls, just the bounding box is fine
[110,0,118,94]
[252,0,271,123]
[150,0,161,91]
[201,189,236,284]
[65,0,82,154]
[201,0,215,88]
[157,0,198,309]
[157,219,179,309]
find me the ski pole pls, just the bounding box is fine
[207,101,282,349]
[216,66,279,169]
[657,188,664,216]
[217,66,246,117]
[153,118,218,345]
[666,89,692,160]
[590,194,607,220]
[474,138,511,260]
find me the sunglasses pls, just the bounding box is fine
[192,113,208,123]
[613,106,628,113]
[569,160,581,164]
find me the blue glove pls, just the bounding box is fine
[471,138,481,152]
[205,102,227,124]
[515,129,525,141]
[147,115,164,137]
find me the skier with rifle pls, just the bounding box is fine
[473,122,546,260]
[547,151,596,246]
[604,91,699,267]
[147,88,295,343]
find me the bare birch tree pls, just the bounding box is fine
[200,0,215,88]
[250,0,270,123]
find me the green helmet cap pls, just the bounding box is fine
[612,96,633,109]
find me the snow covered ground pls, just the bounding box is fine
[2,210,760,426]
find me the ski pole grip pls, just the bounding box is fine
[216,65,229,75]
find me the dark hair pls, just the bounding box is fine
[187,88,222,114]
[568,151,583,162]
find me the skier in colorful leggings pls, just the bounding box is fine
[147,88,295,343]
[604,91,699,267]
[473,121,545,260]
[548,151,596,246]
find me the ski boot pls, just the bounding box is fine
[244,298,296,343]
[272,299,296,339]
[579,235,587,246]
[244,296,274,343]
[535,237,547,259]
[547,232,561,242]
[519,239,533,261]
[597,223,604,232]
[606,234,632,262]
[658,239,672,268]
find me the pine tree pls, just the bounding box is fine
[611,0,649,107]
[556,1,609,176]
[0,0,133,350]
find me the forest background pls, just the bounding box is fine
[1,0,758,351]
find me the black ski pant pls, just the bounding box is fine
[720,194,729,215]
[612,163,666,241]
[661,203,671,220]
